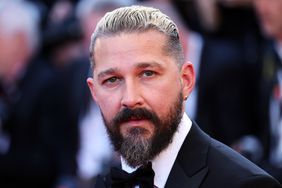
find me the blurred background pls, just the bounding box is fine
[0,0,281,187]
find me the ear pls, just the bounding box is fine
[180,62,195,101]
[87,77,98,102]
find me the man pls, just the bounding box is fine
[253,0,282,183]
[87,6,281,188]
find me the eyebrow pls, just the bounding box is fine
[97,61,165,79]
[97,68,119,80]
[136,62,165,70]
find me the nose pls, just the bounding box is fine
[120,79,143,109]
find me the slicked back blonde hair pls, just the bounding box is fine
[89,5,184,70]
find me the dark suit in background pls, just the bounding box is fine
[0,58,59,188]
[196,36,262,147]
[39,56,92,186]
[257,40,282,182]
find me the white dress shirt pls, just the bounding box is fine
[121,113,192,188]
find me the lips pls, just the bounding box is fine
[119,114,149,125]
[129,116,147,121]
[122,118,148,126]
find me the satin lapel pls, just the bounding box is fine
[165,122,210,188]
[165,160,208,188]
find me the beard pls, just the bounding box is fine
[101,92,183,168]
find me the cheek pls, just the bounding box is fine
[96,93,120,121]
[144,80,181,117]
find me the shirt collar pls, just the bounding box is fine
[121,113,192,188]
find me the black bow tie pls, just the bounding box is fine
[110,162,155,188]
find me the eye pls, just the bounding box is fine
[102,76,120,86]
[107,77,118,83]
[142,70,155,77]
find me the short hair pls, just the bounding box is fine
[89,5,184,71]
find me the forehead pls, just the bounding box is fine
[94,30,167,53]
[92,30,174,72]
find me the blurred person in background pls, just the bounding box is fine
[0,0,55,187]
[39,0,90,187]
[0,1,80,187]
[253,0,282,182]
[42,0,83,69]
[39,16,83,188]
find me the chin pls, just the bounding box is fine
[123,126,153,139]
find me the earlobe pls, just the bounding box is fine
[87,77,98,102]
[181,62,195,100]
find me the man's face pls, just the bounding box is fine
[87,30,195,167]
[254,0,282,40]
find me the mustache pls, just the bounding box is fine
[112,108,160,126]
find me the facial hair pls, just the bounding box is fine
[101,92,183,168]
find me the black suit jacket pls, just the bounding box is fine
[0,58,58,188]
[95,123,281,188]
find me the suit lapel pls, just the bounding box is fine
[165,160,208,188]
[165,122,210,188]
